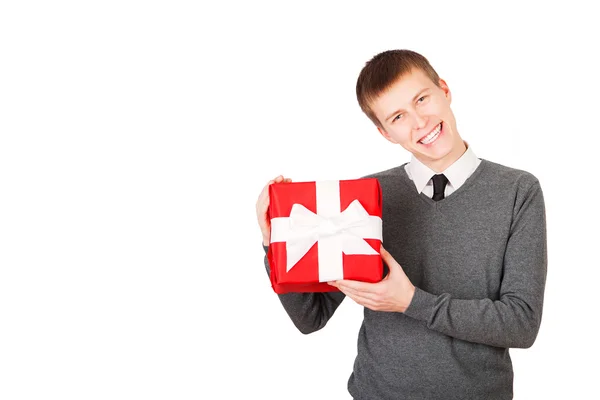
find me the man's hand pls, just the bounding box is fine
[328,246,416,313]
[256,175,292,247]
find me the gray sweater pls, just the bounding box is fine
[262,159,547,400]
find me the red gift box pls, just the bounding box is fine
[267,178,383,294]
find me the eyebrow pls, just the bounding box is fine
[385,88,431,122]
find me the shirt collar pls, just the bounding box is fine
[407,142,479,194]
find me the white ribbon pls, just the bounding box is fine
[270,180,382,282]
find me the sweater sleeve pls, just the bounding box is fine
[403,181,547,348]
[263,245,346,334]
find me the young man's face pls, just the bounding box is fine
[370,68,465,171]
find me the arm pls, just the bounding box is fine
[256,175,345,335]
[263,244,346,334]
[403,181,547,348]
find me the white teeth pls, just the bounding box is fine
[419,123,441,145]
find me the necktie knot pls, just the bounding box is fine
[432,174,449,201]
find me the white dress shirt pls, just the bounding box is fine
[404,143,482,198]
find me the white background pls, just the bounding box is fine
[1,1,598,399]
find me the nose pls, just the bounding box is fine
[413,112,428,130]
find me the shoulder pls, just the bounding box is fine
[481,160,544,214]
[480,159,541,192]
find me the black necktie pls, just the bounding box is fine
[432,174,449,201]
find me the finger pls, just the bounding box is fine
[258,180,274,199]
[339,285,380,302]
[260,183,271,196]
[260,176,279,195]
[339,289,378,309]
[380,250,407,280]
[335,279,379,294]
[380,245,390,260]
[257,186,271,205]
[274,175,284,183]
[380,246,398,268]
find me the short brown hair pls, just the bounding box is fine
[356,49,441,128]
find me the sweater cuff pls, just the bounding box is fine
[403,286,437,322]
[263,244,269,254]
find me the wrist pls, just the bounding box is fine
[403,285,416,313]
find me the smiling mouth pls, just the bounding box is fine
[418,122,442,145]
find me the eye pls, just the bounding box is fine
[393,113,403,122]
[417,95,427,103]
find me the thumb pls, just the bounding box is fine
[380,246,401,272]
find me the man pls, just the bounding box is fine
[255,49,547,399]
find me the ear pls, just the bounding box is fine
[377,126,397,144]
[439,78,452,103]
